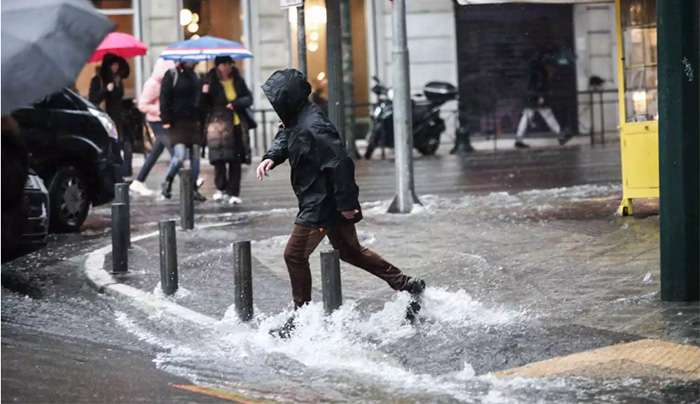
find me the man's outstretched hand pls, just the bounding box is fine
[256,159,275,181]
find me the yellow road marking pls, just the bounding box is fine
[496,339,700,380]
[172,384,271,403]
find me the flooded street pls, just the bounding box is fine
[3,144,699,403]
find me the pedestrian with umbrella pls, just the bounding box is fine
[130,58,176,197]
[200,56,254,205]
[157,35,254,201]
[89,53,131,176]
[87,32,147,178]
[159,61,206,201]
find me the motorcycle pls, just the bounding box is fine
[364,76,458,159]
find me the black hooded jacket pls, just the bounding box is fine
[89,53,129,125]
[261,69,360,227]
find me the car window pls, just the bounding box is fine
[35,92,78,110]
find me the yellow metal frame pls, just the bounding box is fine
[614,0,660,216]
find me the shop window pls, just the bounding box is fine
[181,0,242,41]
[620,0,657,122]
[91,0,132,9]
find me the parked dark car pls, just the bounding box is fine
[0,171,49,262]
[11,88,123,232]
[21,171,50,245]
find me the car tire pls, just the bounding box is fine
[48,165,89,232]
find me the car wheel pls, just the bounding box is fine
[48,166,89,232]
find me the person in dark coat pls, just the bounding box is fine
[256,69,426,337]
[89,53,133,176]
[159,61,206,201]
[514,49,571,148]
[201,56,253,205]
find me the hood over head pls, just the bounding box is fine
[150,58,175,83]
[100,53,130,80]
[261,69,310,126]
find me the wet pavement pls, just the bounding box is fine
[3,140,699,403]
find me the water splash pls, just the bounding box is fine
[116,287,528,402]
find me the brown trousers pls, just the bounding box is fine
[283,222,410,308]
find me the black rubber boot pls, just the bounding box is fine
[160,177,173,199]
[403,278,426,324]
[269,316,296,339]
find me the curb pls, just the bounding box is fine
[83,223,235,327]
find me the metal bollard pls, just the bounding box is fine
[180,168,194,230]
[233,241,253,321]
[158,220,178,295]
[321,250,342,314]
[114,183,131,246]
[111,202,128,273]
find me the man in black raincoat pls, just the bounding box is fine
[257,69,425,334]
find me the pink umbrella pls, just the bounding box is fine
[88,32,146,62]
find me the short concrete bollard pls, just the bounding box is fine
[158,220,178,295]
[180,168,194,230]
[114,183,131,246]
[111,202,128,273]
[233,241,253,321]
[321,250,342,314]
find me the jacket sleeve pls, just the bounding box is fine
[88,76,105,106]
[232,77,253,109]
[317,125,360,211]
[159,70,173,125]
[137,78,160,117]
[261,128,289,166]
[199,77,213,114]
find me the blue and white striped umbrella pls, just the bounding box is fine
[160,36,253,62]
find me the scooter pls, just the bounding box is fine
[364,76,457,159]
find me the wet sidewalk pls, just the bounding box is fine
[66,141,696,402]
[98,176,699,402]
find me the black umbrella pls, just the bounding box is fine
[1,0,114,114]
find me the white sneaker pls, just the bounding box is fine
[228,196,242,205]
[212,190,225,201]
[130,180,155,196]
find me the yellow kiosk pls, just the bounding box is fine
[615,0,659,216]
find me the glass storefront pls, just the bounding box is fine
[620,0,657,122]
[75,0,138,98]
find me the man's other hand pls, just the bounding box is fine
[256,159,274,181]
[341,210,359,220]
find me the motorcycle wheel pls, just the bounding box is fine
[416,134,441,156]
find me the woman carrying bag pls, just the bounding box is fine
[201,56,254,205]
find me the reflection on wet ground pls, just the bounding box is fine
[4,143,698,402]
[107,183,697,403]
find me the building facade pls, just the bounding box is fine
[80,0,620,154]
